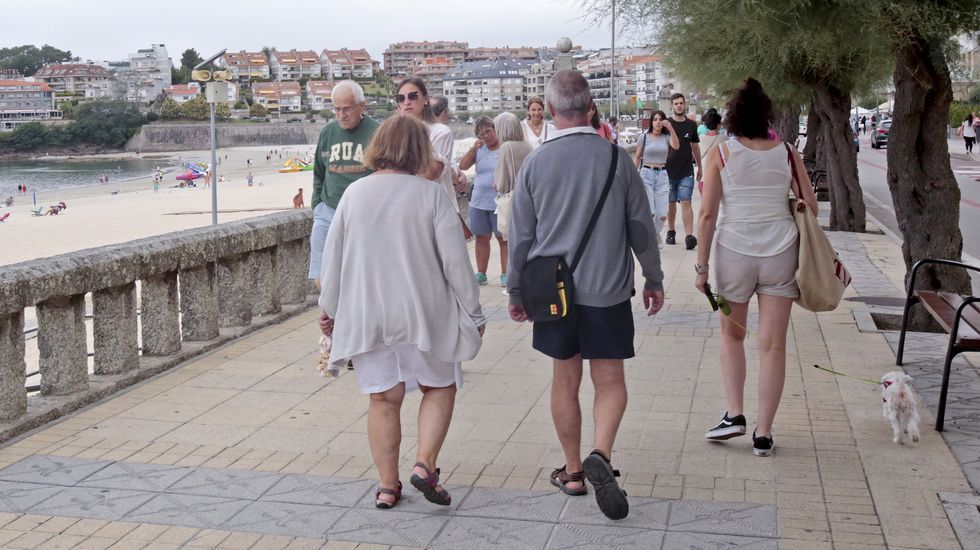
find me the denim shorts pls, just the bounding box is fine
[469,206,500,237]
[669,175,695,203]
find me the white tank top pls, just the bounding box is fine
[716,139,798,257]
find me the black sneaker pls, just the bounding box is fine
[752,431,774,457]
[705,412,747,440]
[685,235,698,250]
[582,450,629,520]
[665,230,676,245]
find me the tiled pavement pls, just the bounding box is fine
[0,217,977,549]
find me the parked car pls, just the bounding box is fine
[871,119,891,148]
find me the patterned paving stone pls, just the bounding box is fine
[327,508,448,548]
[0,456,109,487]
[0,481,66,513]
[547,523,665,549]
[455,487,568,522]
[29,487,155,521]
[124,493,250,528]
[430,516,556,550]
[78,462,192,492]
[668,500,778,538]
[167,468,283,500]
[222,501,346,539]
[559,495,670,529]
[262,474,375,507]
[660,531,779,549]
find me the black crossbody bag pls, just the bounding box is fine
[519,143,619,322]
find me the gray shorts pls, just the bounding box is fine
[469,206,500,237]
[715,242,800,303]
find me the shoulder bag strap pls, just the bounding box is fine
[784,142,802,198]
[570,143,619,273]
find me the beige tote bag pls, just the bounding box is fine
[785,144,851,312]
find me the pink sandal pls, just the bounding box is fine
[375,481,402,509]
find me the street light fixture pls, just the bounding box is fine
[193,49,228,226]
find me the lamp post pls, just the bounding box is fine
[192,50,228,226]
[611,0,617,119]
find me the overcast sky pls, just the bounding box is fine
[2,0,620,64]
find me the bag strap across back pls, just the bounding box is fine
[570,143,619,273]
[784,142,802,198]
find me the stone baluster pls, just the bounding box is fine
[278,238,310,305]
[218,253,253,327]
[36,295,88,395]
[251,247,281,316]
[140,272,181,355]
[180,263,219,341]
[93,283,139,374]
[0,311,27,421]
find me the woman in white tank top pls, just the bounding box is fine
[694,78,818,458]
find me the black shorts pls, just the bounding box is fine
[532,300,635,360]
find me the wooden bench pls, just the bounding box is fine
[896,259,980,431]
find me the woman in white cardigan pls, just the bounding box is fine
[318,115,486,509]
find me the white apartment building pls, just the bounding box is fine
[0,80,62,130]
[34,63,122,101]
[115,44,172,103]
[320,49,379,79]
[164,83,200,103]
[222,51,270,86]
[442,58,534,113]
[306,80,334,111]
[270,50,322,81]
[252,82,302,113]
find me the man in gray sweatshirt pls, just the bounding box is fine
[507,70,666,520]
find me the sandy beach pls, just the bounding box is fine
[0,144,316,266]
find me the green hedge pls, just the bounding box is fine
[950,102,980,128]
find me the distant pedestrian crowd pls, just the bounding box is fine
[306,73,817,519]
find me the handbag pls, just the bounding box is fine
[495,145,517,238]
[519,143,619,322]
[785,143,852,312]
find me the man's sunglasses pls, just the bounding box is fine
[393,91,420,104]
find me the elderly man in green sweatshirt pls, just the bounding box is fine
[506,70,665,521]
[309,80,379,285]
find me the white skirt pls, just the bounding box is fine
[351,343,462,394]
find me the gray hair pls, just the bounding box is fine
[331,80,364,103]
[473,116,494,135]
[545,70,592,118]
[494,112,524,143]
[431,96,449,118]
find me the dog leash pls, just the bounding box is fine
[810,364,880,384]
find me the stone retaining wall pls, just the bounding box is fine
[0,210,316,443]
[126,122,327,152]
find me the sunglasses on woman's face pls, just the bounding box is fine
[394,91,420,104]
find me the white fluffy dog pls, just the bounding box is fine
[880,371,920,445]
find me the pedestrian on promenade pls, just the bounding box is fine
[608,116,620,144]
[664,93,702,250]
[459,117,506,286]
[433,96,469,204]
[633,110,679,239]
[695,78,818,457]
[491,111,532,240]
[507,70,665,520]
[590,104,616,142]
[522,97,555,149]
[318,114,486,509]
[247,172,254,187]
[957,113,976,155]
[698,109,725,168]
[309,80,379,288]
[394,79,461,212]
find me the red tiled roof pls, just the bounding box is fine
[0,80,54,91]
[273,51,320,65]
[223,51,269,66]
[35,64,114,78]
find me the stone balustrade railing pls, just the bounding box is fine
[0,210,315,441]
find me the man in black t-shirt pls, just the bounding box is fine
[664,93,702,250]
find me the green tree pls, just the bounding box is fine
[588,0,893,231]
[875,0,980,311]
[250,103,268,118]
[178,95,211,120]
[161,97,181,120]
[0,44,75,76]
[6,122,48,150]
[70,100,145,148]
[216,102,232,119]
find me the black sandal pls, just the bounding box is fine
[582,449,629,520]
[550,465,587,496]
[375,481,402,509]
[410,462,452,505]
